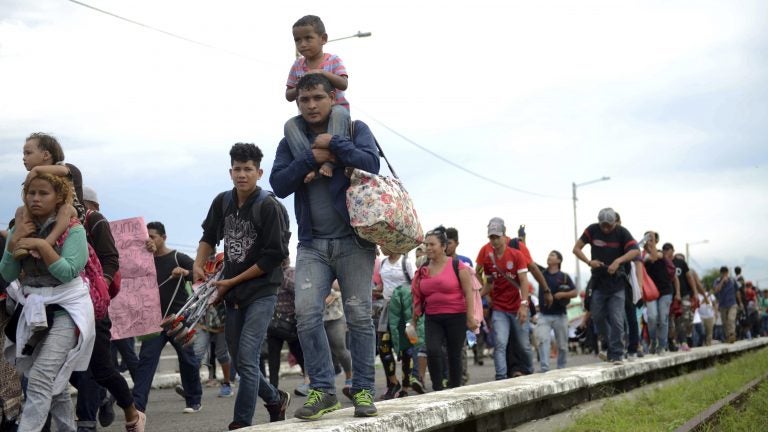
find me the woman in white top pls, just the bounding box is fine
[375,246,414,400]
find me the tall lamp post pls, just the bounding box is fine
[685,239,709,262]
[572,176,611,290]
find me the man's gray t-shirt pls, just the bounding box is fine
[307,176,353,239]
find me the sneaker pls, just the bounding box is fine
[352,389,378,417]
[125,410,146,432]
[294,382,309,397]
[612,359,624,366]
[381,382,401,400]
[98,394,116,427]
[681,343,691,352]
[175,385,186,399]
[598,351,608,362]
[219,383,233,398]
[410,377,425,394]
[657,348,667,356]
[265,389,291,422]
[397,389,409,398]
[182,404,202,414]
[294,389,341,420]
[627,353,637,362]
[228,422,246,430]
[636,350,645,358]
[342,379,353,401]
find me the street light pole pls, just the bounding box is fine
[685,239,709,262]
[297,31,372,57]
[572,176,611,290]
[328,31,372,43]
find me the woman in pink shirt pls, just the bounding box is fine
[411,226,478,390]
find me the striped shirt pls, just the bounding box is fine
[286,53,349,109]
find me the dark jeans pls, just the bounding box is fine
[625,286,640,354]
[132,331,202,411]
[425,313,466,391]
[72,316,134,427]
[266,335,304,389]
[591,288,626,361]
[111,337,138,379]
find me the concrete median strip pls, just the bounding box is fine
[238,338,768,432]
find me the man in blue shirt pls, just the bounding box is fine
[270,73,380,420]
[714,266,739,343]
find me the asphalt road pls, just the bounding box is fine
[98,351,601,432]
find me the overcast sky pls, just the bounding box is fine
[1,0,766,288]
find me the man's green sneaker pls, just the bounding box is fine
[352,389,378,417]
[294,389,341,421]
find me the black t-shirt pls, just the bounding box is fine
[580,223,638,291]
[154,250,194,315]
[200,187,289,307]
[645,257,674,297]
[673,257,691,297]
[541,270,575,315]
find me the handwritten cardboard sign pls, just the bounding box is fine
[108,217,161,339]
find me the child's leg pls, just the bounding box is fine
[44,204,77,246]
[328,105,351,140]
[10,206,30,259]
[283,115,312,159]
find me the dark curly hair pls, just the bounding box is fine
[147,221,166,236]
[293,15,325,35]
[26,132,65,164]
[229,143,263,167]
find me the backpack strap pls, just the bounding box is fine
[452,257,460,280]
[401,255,412,285]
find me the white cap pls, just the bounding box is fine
[83,186,99,204]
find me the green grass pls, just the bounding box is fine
[704,380,768,432]
[560,347,768,432]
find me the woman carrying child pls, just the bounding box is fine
[1,173,95,431]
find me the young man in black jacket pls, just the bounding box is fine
[194,143,290,430]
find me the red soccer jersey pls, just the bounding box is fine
[476,244,529,313]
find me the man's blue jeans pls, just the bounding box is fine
[646,294,672,352]
[294,236,376,394]
[132,331,202,412]
[535,314,568,372]
[225,295,280,426]
[491,310,532,380]
[590,288,626,361]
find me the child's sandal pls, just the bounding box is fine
[12,248,29,260]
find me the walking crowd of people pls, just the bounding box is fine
[1,13,766,432]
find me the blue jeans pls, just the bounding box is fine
[535,314,568,372]
[646,294,672,352]
[294,236,376,394]
[132,331,202,412]
[225,296,280,426]
[590,288,626,361]
[491,310,532,380]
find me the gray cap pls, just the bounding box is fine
[83,186,98,204]
[597,208,617,225]
[487,217,506,237]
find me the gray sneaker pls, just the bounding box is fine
[352,389,378,417]
[294,389,341,421]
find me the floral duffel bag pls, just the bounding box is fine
[346,141,424,254]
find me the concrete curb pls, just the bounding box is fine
[241,338,768,432]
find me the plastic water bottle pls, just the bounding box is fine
[405,322,418,344]
[466,330,477,348]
